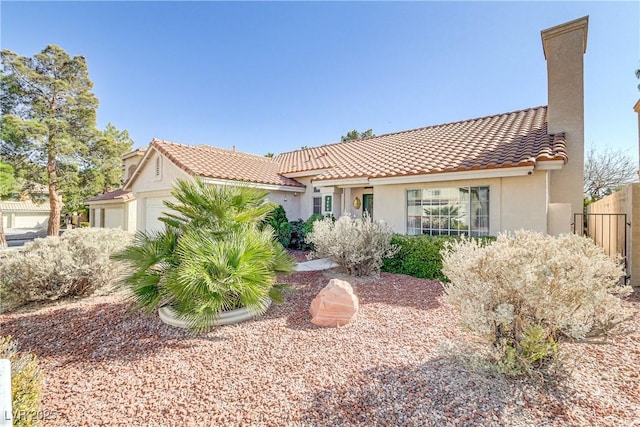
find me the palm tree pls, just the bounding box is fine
[113,178,295,331]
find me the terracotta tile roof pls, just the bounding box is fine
[151,139,305,188]
[86,189,134,202]
[275,106,567,181]
[0,201,51,212]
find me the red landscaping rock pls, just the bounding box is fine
[309,278,359,327]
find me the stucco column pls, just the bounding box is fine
[342,187,352,216]
[542,16,588,216]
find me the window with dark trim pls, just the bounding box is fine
[313,197,322,215]
[407,187,489,236]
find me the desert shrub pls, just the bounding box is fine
[441,230,632,375]
[0,336,43,427]
[303,214,333,250]
[288,214,329,250]
[382,234,495,280]
[262,204,291,248]
[0,228,133,312]
[307,213,398,276]
[303,213,326,236]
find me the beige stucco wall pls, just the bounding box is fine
[547,203,573,236]
[588,183,639,286]
[122,155,143,182]
[372,172,549,235]
[501,172,549,233]
[266,191,300,221]
[130,150,192,195]
[124,199,137,232]
[292,177,320,221]
[130,150,191,232]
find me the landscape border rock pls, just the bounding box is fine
[309,278,359,327]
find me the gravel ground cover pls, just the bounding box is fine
[1,270,639,426]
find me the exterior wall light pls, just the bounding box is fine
[353,197,361,209]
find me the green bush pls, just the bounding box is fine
[442,231,632,376]
[262,204,291,248]
[381,234,496,280]
[288,219,306,250]
[0,228,133,312]
[0,336,43,427]
[382,235,452,280]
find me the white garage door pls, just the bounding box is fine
[14,213,49,229]
[145,196,177,233]
[104,207,123,229]
[145,197,167,233]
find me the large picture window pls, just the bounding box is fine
[407,187,489,236]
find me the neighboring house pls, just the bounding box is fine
[85,189,136,231]
[88,17,588,237]
[0,200,50,230]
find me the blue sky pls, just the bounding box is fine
[2,1,639,164]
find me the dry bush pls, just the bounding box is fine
[0,228,133,312]
[0,336,44,426]
[307,213,398,276]
[441,230,632,375]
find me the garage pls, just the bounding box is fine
[103,207,124,229]
[0,201,50,230]
[144,196,177,233]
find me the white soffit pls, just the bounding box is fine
[369,166,535,185]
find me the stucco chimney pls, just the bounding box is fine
[634,99,640,180]
[542,16,589,215]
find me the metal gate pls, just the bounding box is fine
[572,213,630,284]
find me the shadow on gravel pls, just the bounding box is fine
[0,301,226,365]
[353,274,443,311]
[304,357,572,426]
[277,270,444,331]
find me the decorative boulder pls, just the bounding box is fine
[309,279,359,327]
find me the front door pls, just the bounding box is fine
[363,194,373,218]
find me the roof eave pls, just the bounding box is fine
[368,165,536,186]
[282,169,330,178]
[123,145,159,191]
[312,177,371,187]
[200,177,306,192]
[536,159,565,170]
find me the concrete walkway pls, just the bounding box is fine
[294,258,338,272]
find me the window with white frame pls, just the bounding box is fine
[407,187,489,236]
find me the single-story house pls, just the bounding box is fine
[0,200,50,230]
[88,16,588,237]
